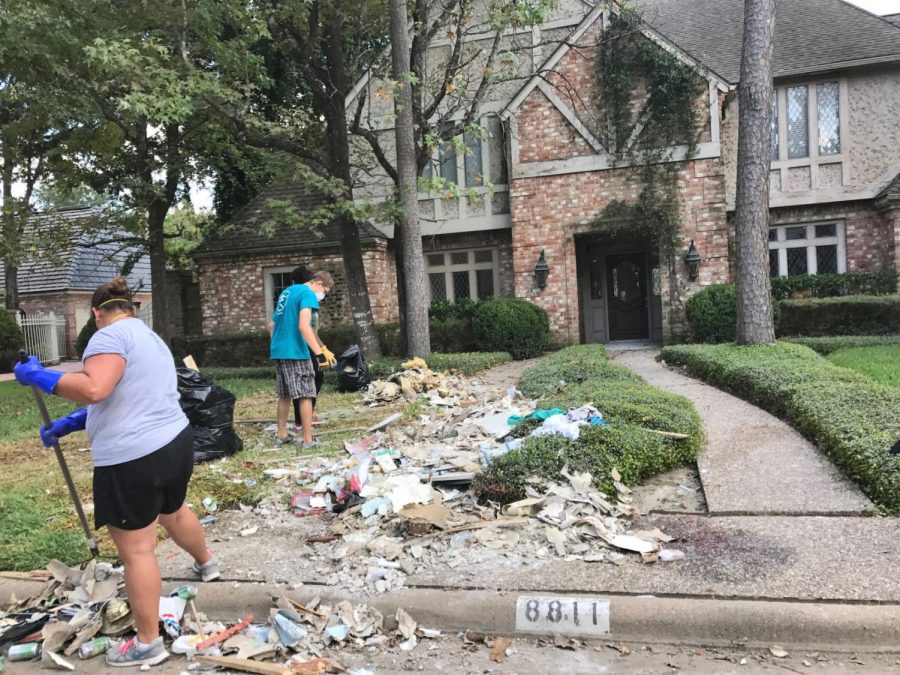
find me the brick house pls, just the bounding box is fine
[1,207,152,358]
[196,0,900,345]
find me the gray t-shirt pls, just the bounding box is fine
[82,318,187,467]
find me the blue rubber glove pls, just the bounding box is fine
[14,355,63,395]
[39,408,88,448]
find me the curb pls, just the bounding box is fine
[5,577,900,652]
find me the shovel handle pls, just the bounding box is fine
[19,349,100,559]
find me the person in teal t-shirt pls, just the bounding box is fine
[269,269,334,446]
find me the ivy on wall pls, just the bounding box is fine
[592,9,705,257]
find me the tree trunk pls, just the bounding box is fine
[393,221,409,356]
[390,0,430,358]
[2,160,19,311]
[147,199,171,343]
[734,0,777,345]
[322,13,382,360]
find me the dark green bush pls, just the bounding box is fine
[472,297,549,360]
[661,342,900,512]
[429,299,478,322]
[685,284,737,343]
[685,284,782,343]
[475,345,704,504]
[770,270,897,300]
[779,295,900,337]
[0,308,25,373]
[430,318,476,352]
[200,352,511,384]
[783,335,900,356]
[75,315,98,359]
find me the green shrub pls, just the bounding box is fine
[770,270,897,300]
[430,318,476,353]
[75,315,98,359]
[661,343,900,512]
[685,284,782,343]
[779,295,900,337]
[476,345,704,503]
[783,335,900,355]
[199,352,511,384]
[472,298,549,360]
[429,299,478,322]
[685,284,737,343]
[0,308,24,373]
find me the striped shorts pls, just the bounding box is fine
[274,359,316,399]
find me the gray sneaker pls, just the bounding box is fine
[192,556,221,583]
[274,434,296,448]
[105,636,168,667]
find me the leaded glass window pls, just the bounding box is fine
[817,81,840,156]
[771,98,779,160]
[767,223,845,277]
[426,249,499,302]
[787,86,809,159]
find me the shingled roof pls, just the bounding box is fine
[0,207,151,295]
[633,0,900,84]
[193,183,385,260]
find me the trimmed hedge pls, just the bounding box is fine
[200,352,511,384]
[779,295,900,337]
[0,308,25,374]
[75,315,98,359]
[783,335,900,356]
[661,342,900,513]
[685,284,739,344]
[472,297,550,360]
[770,270,897,300]
[475,345,704,503]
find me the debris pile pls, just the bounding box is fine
[245,359,683,596]
[0,561,439,673]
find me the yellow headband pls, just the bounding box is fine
[97,297,129,309]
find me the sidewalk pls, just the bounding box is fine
[609,349,874,516]
[0,360,81,383]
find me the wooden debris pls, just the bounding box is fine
[489,637,511,663]
[195,655,290,674]
[196,614,253,651]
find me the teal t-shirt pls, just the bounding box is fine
[270,284,319,360]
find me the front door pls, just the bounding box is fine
[606,253,649,340]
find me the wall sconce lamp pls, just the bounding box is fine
[533,248,550,290]
[684,240,701,281]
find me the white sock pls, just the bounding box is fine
[136,638,156,650]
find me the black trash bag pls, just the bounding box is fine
[176,367,243,463]
[336,344,371,393]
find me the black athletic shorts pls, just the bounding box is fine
[93,425,193,531]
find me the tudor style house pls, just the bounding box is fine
[195,0,900,345]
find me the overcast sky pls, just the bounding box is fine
[846,0,900,14]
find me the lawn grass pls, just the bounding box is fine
[0,380,82,442]
[0,380,417,570]
[826,345,900,389]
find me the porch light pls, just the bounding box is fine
[533,249,550,290]
[684,240,701,281]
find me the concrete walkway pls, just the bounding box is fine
[609,349,874,516]
[0,360,81,383]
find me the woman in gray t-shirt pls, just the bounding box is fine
[13,276,218,668]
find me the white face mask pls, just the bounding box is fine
[315,291,326,301]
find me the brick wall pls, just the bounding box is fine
[19,290,151,358]
[197,242,395,335]
[509,158,729,344]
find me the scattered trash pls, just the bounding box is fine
[199,516,217,526]
[336,344,372,393]
[770,645,789,658]
[490,636,512,662]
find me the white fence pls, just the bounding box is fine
[16,312,67,365]
[137,301,153,328]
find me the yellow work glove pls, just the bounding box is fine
[322,345,337,367]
